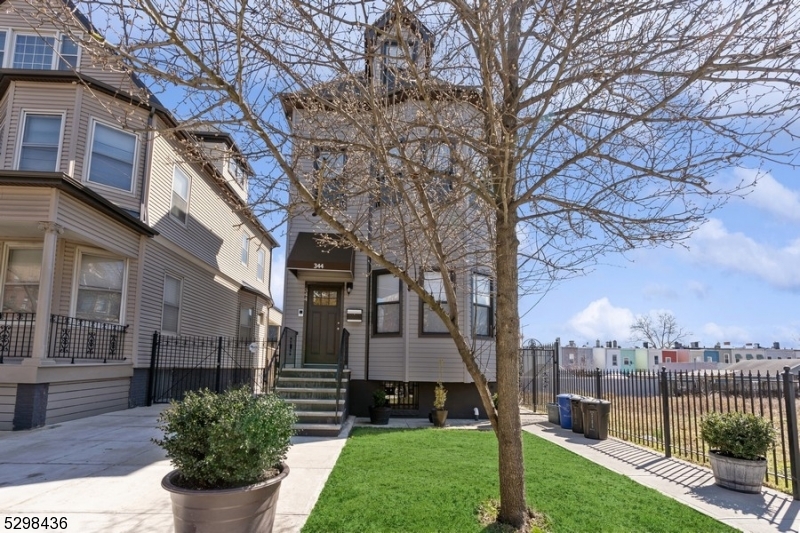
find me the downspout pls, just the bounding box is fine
[365,257,371,381]
[139,109,157,224]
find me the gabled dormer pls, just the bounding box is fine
[191,129,252,203]
[365,7,434,92]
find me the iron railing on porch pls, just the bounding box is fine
[0,313,127,364]
[48,315,128,363]
[0,312,35,363]
[528,366,800,499]
[335,328,350,424]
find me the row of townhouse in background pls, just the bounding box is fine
[560,340,800,373]
[0,0,280,430]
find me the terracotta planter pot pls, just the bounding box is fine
[161,463,289,533]
[433,409,448,427]
[369,406,391,425]
[708,451,766,494]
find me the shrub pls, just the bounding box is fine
[154,387,296,490]
[700,411,776,461]
[373,388,388,408]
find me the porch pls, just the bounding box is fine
[0,312,132,431]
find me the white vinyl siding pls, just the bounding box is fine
[170,166,190,224]
[17,112,63,171]
[161,274,182,334]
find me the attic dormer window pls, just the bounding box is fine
[382,40,417,89]
[228,156,247,188]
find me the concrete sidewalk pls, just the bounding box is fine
[0,405,351,533]
[522,413,800,533]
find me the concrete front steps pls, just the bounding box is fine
[275,368,349,437]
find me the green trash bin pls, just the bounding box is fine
[570,396,585,434]
[583,399,611,440]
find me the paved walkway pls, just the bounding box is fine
[1,406,798,532]
[522,413,800,533]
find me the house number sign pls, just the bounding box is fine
[314,263,325,269]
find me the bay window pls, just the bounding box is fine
[74,252,125,323]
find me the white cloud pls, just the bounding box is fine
[734,169,800,222]
[567,298,634,343]
[702,322,751,345]
[688,218,800,289]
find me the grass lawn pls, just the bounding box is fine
[302,428,736,533]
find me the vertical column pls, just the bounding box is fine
[28,222,63,364]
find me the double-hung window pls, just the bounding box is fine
[373,271,401,335]
[314,148,346,208]
[87,122,137,191]
[161,275,182,334]
[228,156,247,187]
[382,40,416,89]
[421,271,451,335]
[472,273,493,337]
[18,113,62,171]
[241,234,250,265]
[74,252,125,323]
[424,141,454,203]
[170,166,190,223]
[256,249,266,282]
[1,32,80,70]
[1,247,42,313]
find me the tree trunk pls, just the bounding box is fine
[495,208,526,527]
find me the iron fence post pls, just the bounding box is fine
[553,339,560,403]
[146,331,159,406]
[215,337,223,393]
[595,368,603,399]
[660,366,672,458]
[782,367,800,500]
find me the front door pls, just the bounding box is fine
[304,285,341,365]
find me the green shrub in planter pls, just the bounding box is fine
[154,387,296,490]
[700,411,776,461]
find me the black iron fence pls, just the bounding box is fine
[0,312,35,362]
[519,340,560,411]
[48,315,128,363]
[535,367,800,498]
[146,332,278,405]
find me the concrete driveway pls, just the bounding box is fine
[0,405,349,532]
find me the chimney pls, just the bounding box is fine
[643,341,649,349]
[774,342,781,350]
[690,341,699,349]
[612,340,617,349]
[754,342,760,349]
[596,339,601,348]
[569,340,575,347]
[606,341,612,348]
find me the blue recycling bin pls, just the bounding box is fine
[557,394,574,429]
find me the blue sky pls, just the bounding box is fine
[520,169,800,349]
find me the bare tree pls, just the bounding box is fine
[630,312,690,349]
[29,0,800,527]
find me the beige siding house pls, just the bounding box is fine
[0,0,278,430]
[280,9,496,421]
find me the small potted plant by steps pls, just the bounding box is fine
[369,388,391,424]
[432,381,448,427]
[700,411,776,494]
[154,387,296,533]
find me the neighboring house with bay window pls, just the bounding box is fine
[279,8,496,427]
[0,0,277,430]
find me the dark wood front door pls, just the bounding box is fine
[304,286,341,365]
